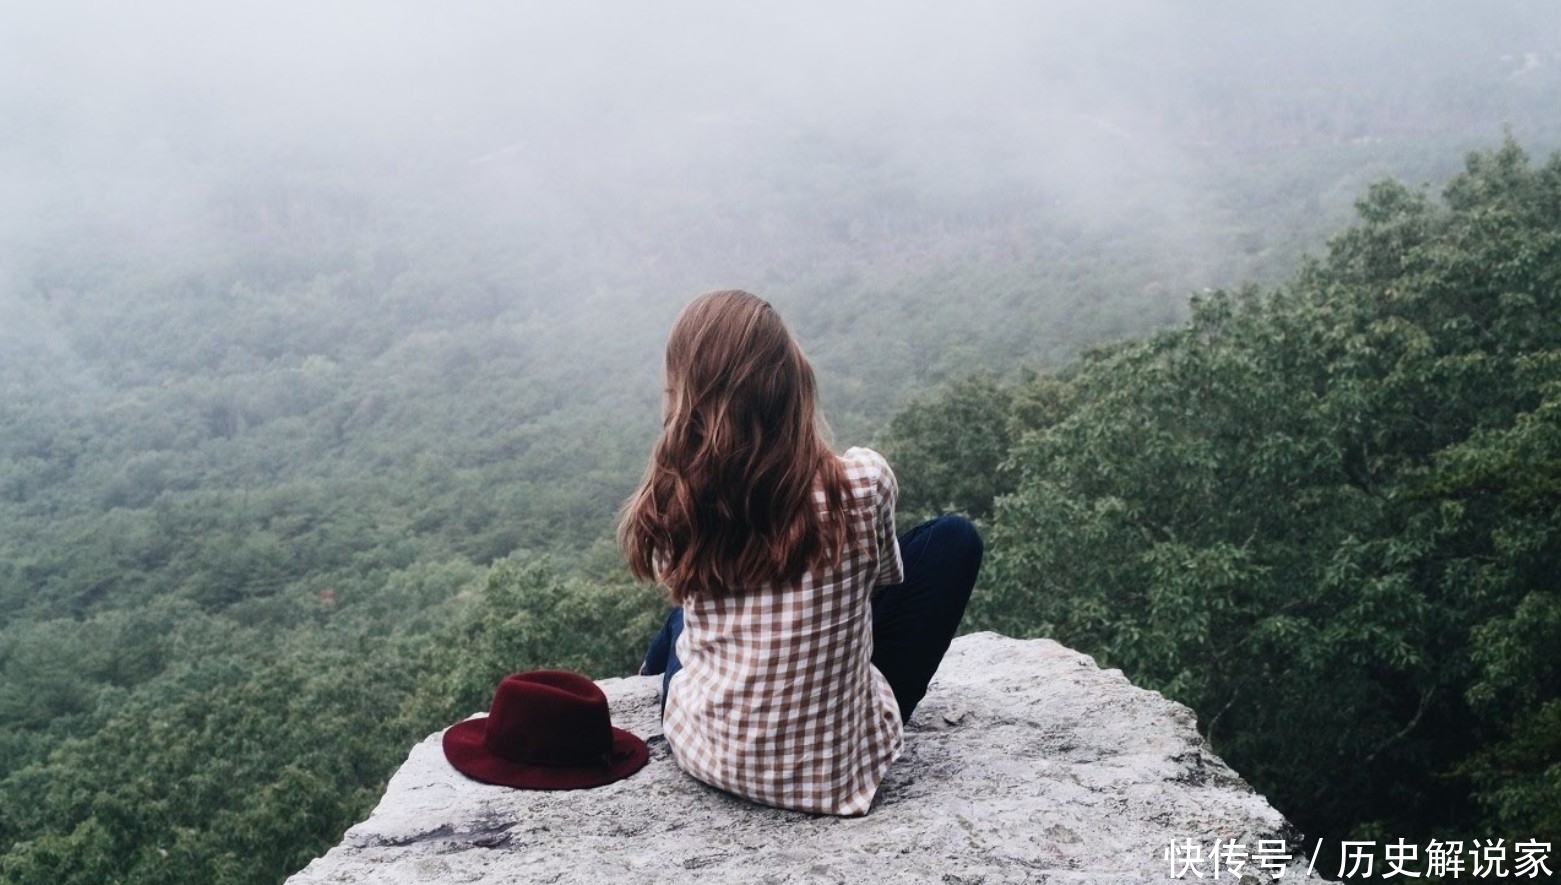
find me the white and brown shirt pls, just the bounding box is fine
[662,446,905,816]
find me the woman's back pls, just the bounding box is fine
[624,290,980,817]
[661,446,904,816]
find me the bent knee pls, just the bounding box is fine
[931,513,984,568]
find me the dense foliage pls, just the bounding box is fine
[1,80,1557,881]
[884,139,1561,866]
[0,124,1263,881]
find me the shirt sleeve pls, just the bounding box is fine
[871,453,903,589]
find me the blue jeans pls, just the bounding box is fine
[641,514,983,723]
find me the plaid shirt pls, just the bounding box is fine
[662,447,905,815]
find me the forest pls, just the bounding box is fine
[2,3,1560,883]
[882,140,1561,869]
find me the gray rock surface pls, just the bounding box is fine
[288,632,1324,884]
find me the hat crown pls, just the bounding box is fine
[483,671,614,766]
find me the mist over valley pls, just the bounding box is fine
[2,2,1559,881]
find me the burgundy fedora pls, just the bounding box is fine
[442,670,649,790]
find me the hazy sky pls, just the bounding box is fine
[3,1,1558,308]
[9,2,1555,173]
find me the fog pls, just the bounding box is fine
[3,0,1559,404]
[7,2,1556,251]
[9,8,1561,879]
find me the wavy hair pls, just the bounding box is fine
[619,290,850,602]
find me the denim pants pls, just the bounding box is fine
[640,514,983,724]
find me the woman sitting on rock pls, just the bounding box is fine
[620,289,983,816]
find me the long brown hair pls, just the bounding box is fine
[619,290,850,602]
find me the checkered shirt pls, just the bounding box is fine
[662,446,905,816]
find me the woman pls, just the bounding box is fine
[620,289,982,816]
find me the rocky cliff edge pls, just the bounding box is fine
[287,632,1322,884]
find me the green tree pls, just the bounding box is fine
[412,554,667,725]
[950,137,1561,855]
[878,371,1020,522]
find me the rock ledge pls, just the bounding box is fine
[288,632,1321,884]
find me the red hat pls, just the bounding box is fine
[442,670,650,790]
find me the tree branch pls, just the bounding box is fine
[1363,684,1435,764]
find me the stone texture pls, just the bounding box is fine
[288,632,1324,884]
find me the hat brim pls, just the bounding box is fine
[442,715,650,790]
